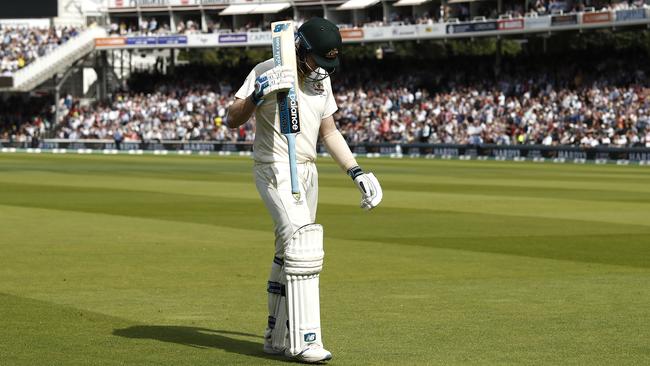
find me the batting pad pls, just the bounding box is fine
[268,258,289,352]
[284,224,325,356]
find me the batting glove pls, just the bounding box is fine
[348,166,383,210]
[250,65,295,106]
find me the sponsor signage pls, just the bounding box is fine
[447,21,497,34]
[6,139,650,162]
[95,37,127,47]
[111,0,203,5]
[187,33,219,46]
[551,14,578,26]
[416,24,445,37]
[524,16,552,29]
[169,0,201,5]
[498,18,524,30]
[447,23,472,34]
[582,11,612,24]
[157,35,187,44]
[108,0,131,7]
[392,25,418,37]
[340,28,364,40]
[364,26,392,40]
[473,21,498,32]
[219,33,247,43]
[137,0,169,6]
[616,8,646,22]
[96,36,187,48]
[248,31,272,44]
[126,36,157,45]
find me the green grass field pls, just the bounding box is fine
[1,154,649,365]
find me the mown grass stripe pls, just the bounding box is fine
[2,169,650,207]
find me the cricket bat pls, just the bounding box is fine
[272,20,301,201]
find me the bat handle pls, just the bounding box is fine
[286,133,300,200]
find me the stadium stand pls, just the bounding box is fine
[1,25,83,74]
[3,51,649,149]
[2,0,650,162]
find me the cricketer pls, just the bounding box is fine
[226,17,383,363]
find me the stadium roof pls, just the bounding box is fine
[337,0,381,10]
[219,2,291,15]
[393,0,431,6]
[252,3,291,13]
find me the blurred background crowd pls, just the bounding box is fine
[1,25,82,75]
[2,47,649,148]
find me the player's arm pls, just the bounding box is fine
[226,97,256,128]
[226,65,294,129]
[319,115,383,210]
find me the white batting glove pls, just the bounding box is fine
[348,166,383,210]
[250,65,295,106]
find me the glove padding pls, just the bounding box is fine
[251,65,295,106]
[353,172,383,210]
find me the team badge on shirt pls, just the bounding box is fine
[312,81,325,94]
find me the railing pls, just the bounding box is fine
[2,139,649,163]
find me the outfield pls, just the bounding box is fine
[0,154,649,365]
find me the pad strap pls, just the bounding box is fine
[267,281,286,296]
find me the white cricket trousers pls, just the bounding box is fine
[254,161,319,257]
[255,161,320,345]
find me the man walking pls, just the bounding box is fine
[226,17,382,363]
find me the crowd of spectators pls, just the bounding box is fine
[109,17,274,36]
[0,25,82,75]
[335,53,649,147]
[528,0,649,16]
[3,51,650,149]
[47,66,248,143]
[108,18,209,36]
[52,85,244,143]
[0,95,50,145]
[334,78,650,147]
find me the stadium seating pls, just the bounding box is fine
[0,26,107,92]
[1,25,82,74]
[4,59,644,149]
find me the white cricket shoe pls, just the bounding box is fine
[288,344,332,363]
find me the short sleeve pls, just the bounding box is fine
[322,77,338,119]
[235,68,256,100]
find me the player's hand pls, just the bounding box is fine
[250,66,295,106]
[353,172,383,210]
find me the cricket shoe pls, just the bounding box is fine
[287,344,332,363]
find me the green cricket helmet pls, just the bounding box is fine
[296,17,342,81]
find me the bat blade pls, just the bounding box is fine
[272,21,300,135]
[272,20,301,200]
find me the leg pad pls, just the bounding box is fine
[284,224,324,356]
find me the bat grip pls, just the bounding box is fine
[286,134,300,196]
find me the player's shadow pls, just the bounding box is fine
[113,326,282,362]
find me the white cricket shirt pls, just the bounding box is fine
[235,59,338,164]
